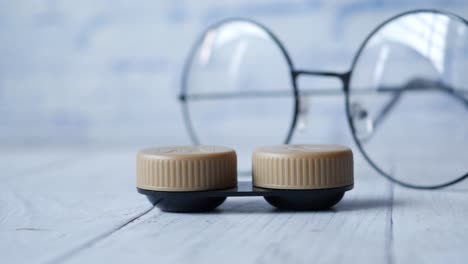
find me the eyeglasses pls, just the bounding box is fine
[179,9,468,190]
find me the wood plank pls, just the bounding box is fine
[60,157,393,264]
[0,150,156,264]
[391,185,468,264]
[6,148,466,264]
[0,149,76,179]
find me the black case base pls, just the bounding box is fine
[138,181,353,212]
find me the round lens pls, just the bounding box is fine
[348,11,468,187]
[182,20,295,170]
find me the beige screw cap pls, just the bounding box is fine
[253,144,353,190]
[137,146,237,191]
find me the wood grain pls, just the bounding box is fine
[0,150,155,264]
[1,149,468,264]
[61,157,393,264]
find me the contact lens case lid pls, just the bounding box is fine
[253,144,353,190]
[136,146,237,192]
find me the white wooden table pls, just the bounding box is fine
[1,147,468,264]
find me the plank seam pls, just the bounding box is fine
[44,205,156,264]
[385,182,395,264]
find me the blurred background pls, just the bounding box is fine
[1,1,467,176]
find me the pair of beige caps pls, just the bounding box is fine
[137,145,353,192]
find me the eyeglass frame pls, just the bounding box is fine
[178,9,468,190]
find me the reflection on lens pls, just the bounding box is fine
[183,21,295,170]
[350,102,374,141]
[349,11,468,187]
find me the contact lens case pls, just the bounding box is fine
[136,145,353,212]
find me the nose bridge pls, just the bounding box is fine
[291,70,349,134]
[293,70,349,94]
[293,69,348,81]
[292,70,348,97]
